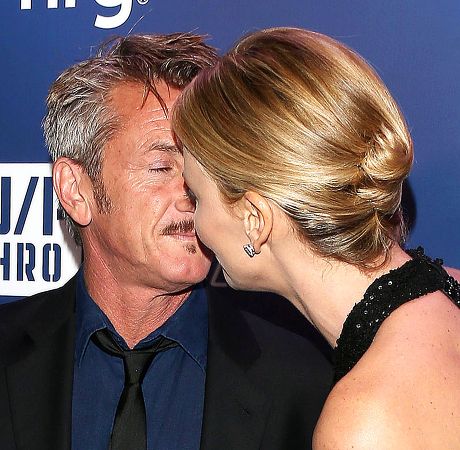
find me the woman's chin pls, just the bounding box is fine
[222,270,239,289]
[222,268,265,292]
[222,269,249,291]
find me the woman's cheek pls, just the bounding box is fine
[194,213,207,245]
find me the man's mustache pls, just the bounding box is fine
[161,220,195,235]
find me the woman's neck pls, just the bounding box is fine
[270,242,412,347]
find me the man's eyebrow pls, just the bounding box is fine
[146,141,179,154]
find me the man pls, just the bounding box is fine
[0,33,332,450]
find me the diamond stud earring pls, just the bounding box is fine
[243,243,256,258]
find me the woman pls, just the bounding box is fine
[172,28,460,448]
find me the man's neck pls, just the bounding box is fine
[83,261,192,348]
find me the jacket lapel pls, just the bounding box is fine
[3,279,76,450]
[201,286,271,450]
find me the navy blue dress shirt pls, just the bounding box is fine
[72,270,208,450]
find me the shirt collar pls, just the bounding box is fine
[74,268,208,371]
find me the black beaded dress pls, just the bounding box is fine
[333,247,460,384]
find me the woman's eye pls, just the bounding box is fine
[186,188,197,201]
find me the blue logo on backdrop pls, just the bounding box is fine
[19,0,150,29]
[0,164,80,297]
[0,175,57,282]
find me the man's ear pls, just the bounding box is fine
[240,191,273,254]
[53,157,92,226]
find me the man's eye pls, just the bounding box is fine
[149,166,172,173]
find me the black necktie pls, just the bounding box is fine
[92,328,178,450]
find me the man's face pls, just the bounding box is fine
[83,81,212,293]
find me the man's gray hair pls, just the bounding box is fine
[43,33,218,244]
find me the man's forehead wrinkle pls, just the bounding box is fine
[144,140,179,154]
[144,103,170,118]
[146,115,170,125]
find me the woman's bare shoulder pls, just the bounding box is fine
[314,357,459,449]
[313,373,411,450]
[313,293,460,449]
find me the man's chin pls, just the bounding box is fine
[167,265,212,294]
[177,252,213,284]
[157,239,213,284]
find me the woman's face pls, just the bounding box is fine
[182,149,257,290]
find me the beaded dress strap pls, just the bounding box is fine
[333,247,460,384]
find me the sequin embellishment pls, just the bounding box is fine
[333,247,460,383]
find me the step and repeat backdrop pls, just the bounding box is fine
[1,0,459,303]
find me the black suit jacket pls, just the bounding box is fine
[0,277,332,450]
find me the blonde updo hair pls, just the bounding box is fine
[172,27,413,268]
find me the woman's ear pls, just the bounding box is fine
[241,191,273,254]
[53,157,92,226]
